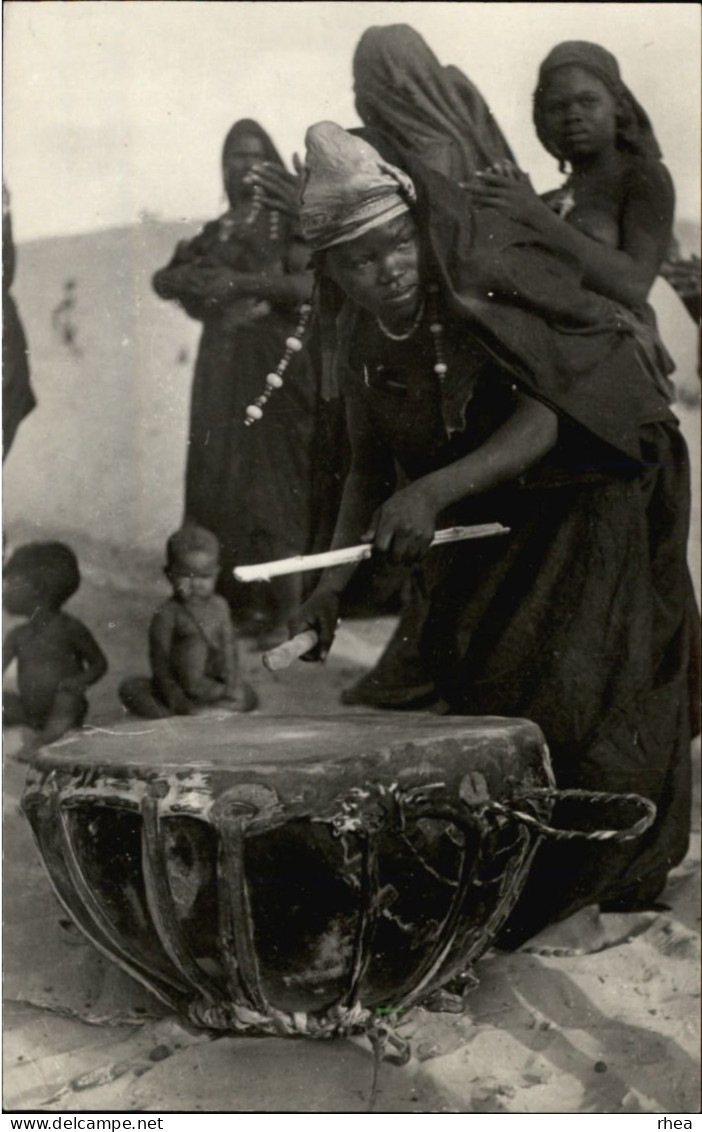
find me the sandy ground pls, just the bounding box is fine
[2,227,700,1113]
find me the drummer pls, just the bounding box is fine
[283,121,697,948]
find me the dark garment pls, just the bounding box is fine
[153,205,323,627]
[3,293,35,459]
[341,302,698,940]
[353,24,514,182]
[426,423,696,940]
[191,309,321,620]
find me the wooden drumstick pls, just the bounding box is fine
[234,523,509,584]
[263,629,318,672]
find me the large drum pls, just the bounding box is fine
[20,713,642,1044]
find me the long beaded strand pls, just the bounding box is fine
[244,302,313,425]
[427,283,448,385]
[268,209,281,243]
[245,283,447,425]
[219,183,266,242]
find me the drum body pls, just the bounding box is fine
[22,713,553,1035]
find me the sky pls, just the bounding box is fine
[3,1,700,245]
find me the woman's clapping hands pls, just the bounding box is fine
[467,160,549,228]
[244,161,302,217]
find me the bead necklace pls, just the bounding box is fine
[219,184,281,243]
[376,295,425,341]
[427,283,448,384]
[244,301,313,425]
[244,283,447,425]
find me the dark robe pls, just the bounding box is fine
[153,123,325,626]
[3,207,35,459]
[322,156,699,943]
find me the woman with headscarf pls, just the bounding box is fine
[470,42,689,399]
[343,24,516,707]
[281,120,698,946]
[153,120,321,641]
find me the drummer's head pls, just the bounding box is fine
[3,541,80,616]
[299,122,422,335]
[165,524,220,603]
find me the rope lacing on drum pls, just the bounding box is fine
[187,996,409,1060]
[480,787,657,843]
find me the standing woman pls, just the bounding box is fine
[153,120,317,641]
[352,23,514,182]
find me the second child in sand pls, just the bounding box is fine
[119,525,257,718]
[3,542,107,761]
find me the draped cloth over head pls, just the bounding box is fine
[534,41,662,161]
[299,121,416,251]
[352,24,514,181]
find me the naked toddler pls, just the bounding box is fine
[119,525,257,718]
[3,542,108,760]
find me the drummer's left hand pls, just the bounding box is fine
[468,163,547,228]
[365,485,438,566]
[245,163,301,218]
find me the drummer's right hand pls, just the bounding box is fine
[288,588,341,662]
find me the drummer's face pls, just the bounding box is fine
[325,213,421,333]
[168,550,219,602]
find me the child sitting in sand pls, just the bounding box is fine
[119,524,257,718]
[3,542,108,760]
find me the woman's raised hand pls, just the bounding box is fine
[365,484,439,566]
[468,161,547,228]
[482,160,524,181]
[246,162,302,217]
[287,588,341,662]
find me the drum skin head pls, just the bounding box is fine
[32,712,547,771]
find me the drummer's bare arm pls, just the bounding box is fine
[149,605,197,715]
[370,393,558,565]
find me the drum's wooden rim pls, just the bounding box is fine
[30,713,546,771]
